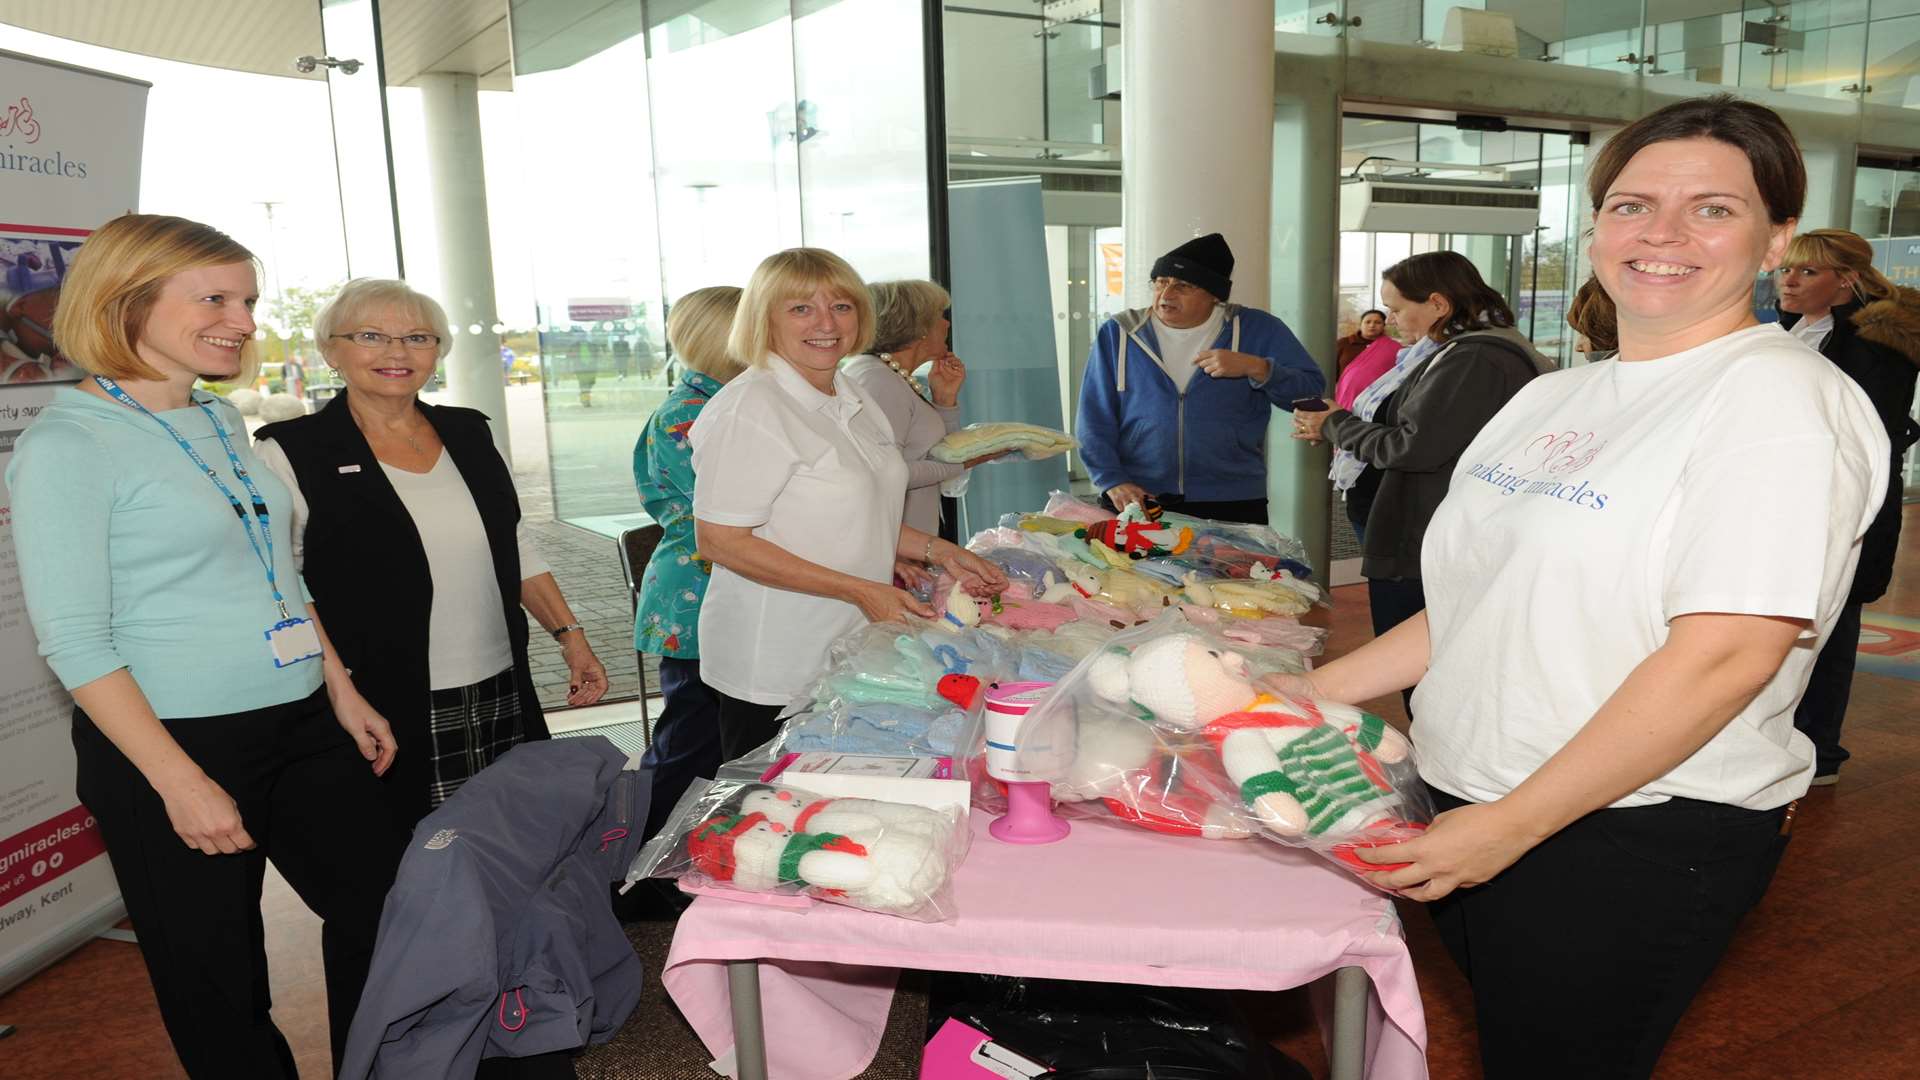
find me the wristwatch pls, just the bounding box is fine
[550,623,585,640]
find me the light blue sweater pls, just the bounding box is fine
[6,388,322,719]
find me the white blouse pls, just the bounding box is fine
[690,357,909,706]
[253,438,549,691]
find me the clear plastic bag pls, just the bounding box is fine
[1006,609,1432,880]
[626,778,970,921]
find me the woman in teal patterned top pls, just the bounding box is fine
[633,285,745,834]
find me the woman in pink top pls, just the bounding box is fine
[1332,331,1400,410]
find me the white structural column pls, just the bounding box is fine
[419,72,510,460]
[1120,0,1276,310]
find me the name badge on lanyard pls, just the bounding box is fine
[93,376,322,668]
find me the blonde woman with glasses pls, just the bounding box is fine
[254,278,607,830]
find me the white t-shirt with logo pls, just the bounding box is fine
[691,357,909,706]
[1415,323,1889,810]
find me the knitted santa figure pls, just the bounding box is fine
[686,785,959,917]
[1087,634,1421,850]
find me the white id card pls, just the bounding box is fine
[266,617,323,668]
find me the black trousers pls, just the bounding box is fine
[1791,600,1862,776]
[712,687,787,762]
[640,656,724,840]
[1426,786,1791,1079]
[1366,575,1426,715]
[73,689,408,1079]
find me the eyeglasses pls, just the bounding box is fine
[332,330,442,350]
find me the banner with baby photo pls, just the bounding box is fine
[0,48,148,995]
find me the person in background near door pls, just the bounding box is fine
[1568,276,1619,356]
[1295,250,1548,714]
[8,214,404,1077]
[1335,307,1389,372]
[1775,227,1920,786]
[631,285,745,837]
[255,278,607,831]
[1076,233,1323,525]
[843,279,1003,549]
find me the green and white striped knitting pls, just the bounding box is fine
[1236,719,1400,837]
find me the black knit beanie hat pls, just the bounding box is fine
[1149,233,1234,302]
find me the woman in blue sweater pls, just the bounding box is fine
[6,215,405,1077]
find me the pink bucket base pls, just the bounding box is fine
[989,780,1070,844]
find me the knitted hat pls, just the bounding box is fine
[1150,233,1234,302]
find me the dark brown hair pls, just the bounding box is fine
[1587,94,1804,225]
[1381,251,1515,341]
[1566,277,1618,352]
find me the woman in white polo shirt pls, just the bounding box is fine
[691,248,1006,757]
[1260,96,1888,1078]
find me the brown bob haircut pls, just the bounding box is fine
[1587,94,1805,225]
[1566,277,1619,352]
[1381,251,1515,341]
[52,214,259,382]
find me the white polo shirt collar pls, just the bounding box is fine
[764,353,866,420]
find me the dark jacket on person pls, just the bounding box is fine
[1323,328,1547,581]
[338,737,651,1080]
[1781,292,1920,604]
[256,392,547,826]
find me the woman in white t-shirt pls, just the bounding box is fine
[691,249,1007,758]
[1260,96,1889,1078]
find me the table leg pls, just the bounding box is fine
[1328,964,1369,1080]
[727,960,770,1080]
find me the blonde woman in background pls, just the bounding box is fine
[631,285,745,833]
[1774,227,1920,784]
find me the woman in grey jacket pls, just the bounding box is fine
[1295,251,1546,709]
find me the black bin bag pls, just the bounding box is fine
[924,973,1312,1080]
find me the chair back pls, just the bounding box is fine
[618,525,667,608]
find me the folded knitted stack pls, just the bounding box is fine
[929,421,1077,463]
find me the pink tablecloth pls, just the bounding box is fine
[662,813,1429,1079]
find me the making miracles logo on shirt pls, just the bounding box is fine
[1464,429,1612,510]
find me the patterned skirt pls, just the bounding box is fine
[425,666,526,808]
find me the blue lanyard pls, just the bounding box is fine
[92,376,292,620]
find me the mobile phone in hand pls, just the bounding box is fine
[1291,396,1330,412]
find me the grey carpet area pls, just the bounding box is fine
[577,915,929,1080]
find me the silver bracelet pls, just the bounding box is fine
[924,537,937,565]
[549,623,585,641]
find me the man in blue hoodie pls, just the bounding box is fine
[1077,233,1324,525]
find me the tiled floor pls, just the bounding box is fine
[2,508,1913,1079]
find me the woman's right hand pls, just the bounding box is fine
[853,580,937,623]
[158,772,255,855]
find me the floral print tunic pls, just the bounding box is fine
[632,369,723,658]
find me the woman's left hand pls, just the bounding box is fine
[928,352,967,407]
[1353,800,1540,902]
[935,543,1008,598]
[561,635,608,706]
[1291,402,1336,444]
[327,681,398,776]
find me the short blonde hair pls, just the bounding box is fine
[869,279,951,354]
[52,214,259,382]
[666,286,746,382]
[314,278,454,361]
[1782,229,1896,306]
[728,248,874,367]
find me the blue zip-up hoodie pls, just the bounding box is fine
[1076,304,1324,502]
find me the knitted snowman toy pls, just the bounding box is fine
[1087,634,1423,861]
[686,785,958,917]
[1052,711,1252,840]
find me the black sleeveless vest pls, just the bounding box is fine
[257,392,547,825]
